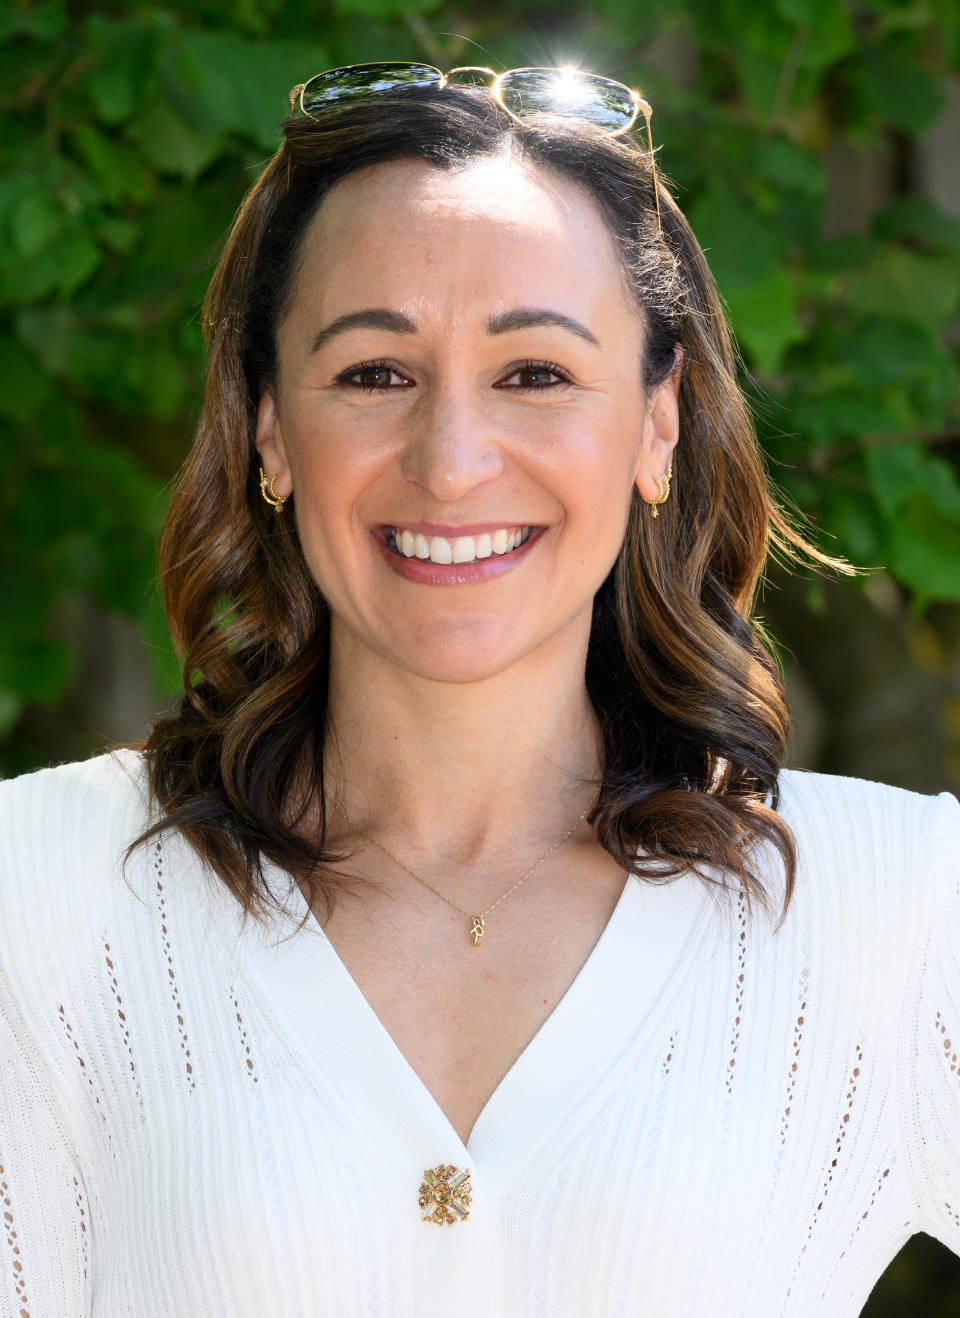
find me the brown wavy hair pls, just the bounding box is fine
[128,81,855,938]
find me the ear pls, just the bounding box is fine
[633,345,683,503]
[254,385,293,498]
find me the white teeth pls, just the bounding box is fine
[429,535,453,564]
[390,526,531,564]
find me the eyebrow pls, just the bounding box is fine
[310,306,600,353]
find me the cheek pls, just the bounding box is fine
[287,419,389,526]
[283,449,372,597]
[543,424,638,535]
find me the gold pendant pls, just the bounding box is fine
[419,1164,473,1223]
[470,915,485,944]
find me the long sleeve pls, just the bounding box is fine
[0,758,121,1318]
[899,788,960,1253]
[0,981,93,1316]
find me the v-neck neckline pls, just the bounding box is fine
[198,847,714,1190]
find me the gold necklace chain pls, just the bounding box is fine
[331,784,601,946]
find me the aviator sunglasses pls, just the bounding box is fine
[287,62,662,233]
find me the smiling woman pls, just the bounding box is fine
[0,63,958,1318]
[150,80,840,926]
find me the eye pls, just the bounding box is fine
[333,359,412,393]
[497,360,571,392]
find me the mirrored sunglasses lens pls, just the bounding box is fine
[498,70,634,131]
[444,66,496,88]
[301,63,442,114]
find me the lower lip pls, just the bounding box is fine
[373,528,544,585]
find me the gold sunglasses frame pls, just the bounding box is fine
[286,62,662,233]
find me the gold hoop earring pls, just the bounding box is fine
[643,459,673,518]
[259,467,288,513]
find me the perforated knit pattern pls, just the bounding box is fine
[0,750,957,1317]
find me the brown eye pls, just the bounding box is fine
[334,360,411,392]
[498,361,570,392]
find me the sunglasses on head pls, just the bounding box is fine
[286,62,662,233]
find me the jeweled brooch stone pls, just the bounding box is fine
[419,1164,473,1224]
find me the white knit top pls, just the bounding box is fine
[0,748,958,1317]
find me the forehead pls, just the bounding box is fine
[289,154,635,323]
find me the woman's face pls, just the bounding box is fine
[256,153,680,684]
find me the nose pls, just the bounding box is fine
[397,383,505,502]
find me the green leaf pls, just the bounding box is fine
[124,333,189,420]
[927,456,960,522]
[0,627,73,706]
[823,485,885,562]
[13,306,75,377]
[841,317,950,389]
[792,390,912,443]
[687,184,790,291]
[754,136,825,198]
[843,247,960,331]
[865,441,928,516]
[70,125,154,205]
[82,15,159,125]
[60,236,103,298]
[98,216,141,254]
[0,336,48,423]
[129,97,224,180]
[8,191,63,255]
[872,197,960,252]
[860,43,945,136]
[0,231,101,302]
[176,32,328,149]
[725,269,804,374]
[722,0,793,57]
[775,0,856,69]
[331,0,441,15]
[0,690,23,738]
[0,1,66,42]
[57,236,104,298]
[886,496,960,601]
[729,45,783,117]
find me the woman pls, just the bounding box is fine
[0,63,957,1317]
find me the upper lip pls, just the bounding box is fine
[379,520,539,537]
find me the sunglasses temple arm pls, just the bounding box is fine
[640,106,662,236]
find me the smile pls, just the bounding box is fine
[387,526,533,565]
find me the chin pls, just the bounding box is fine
[383,623,537,685]
[404,657,520,685]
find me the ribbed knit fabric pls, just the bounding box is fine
[0,748,957,1317]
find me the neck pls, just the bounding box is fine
[321,616,603,869]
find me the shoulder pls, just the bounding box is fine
[0,747,150,851]
[774,764,954,845]
[0,748,152,920]
[775,763,937,824]
[0,749,155,1015]
[0,745,146,800]
[773,765,958,929]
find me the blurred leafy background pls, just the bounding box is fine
[1,0,959,1307]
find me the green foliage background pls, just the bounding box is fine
[1,0,960,1307]
[2,0,959,766]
